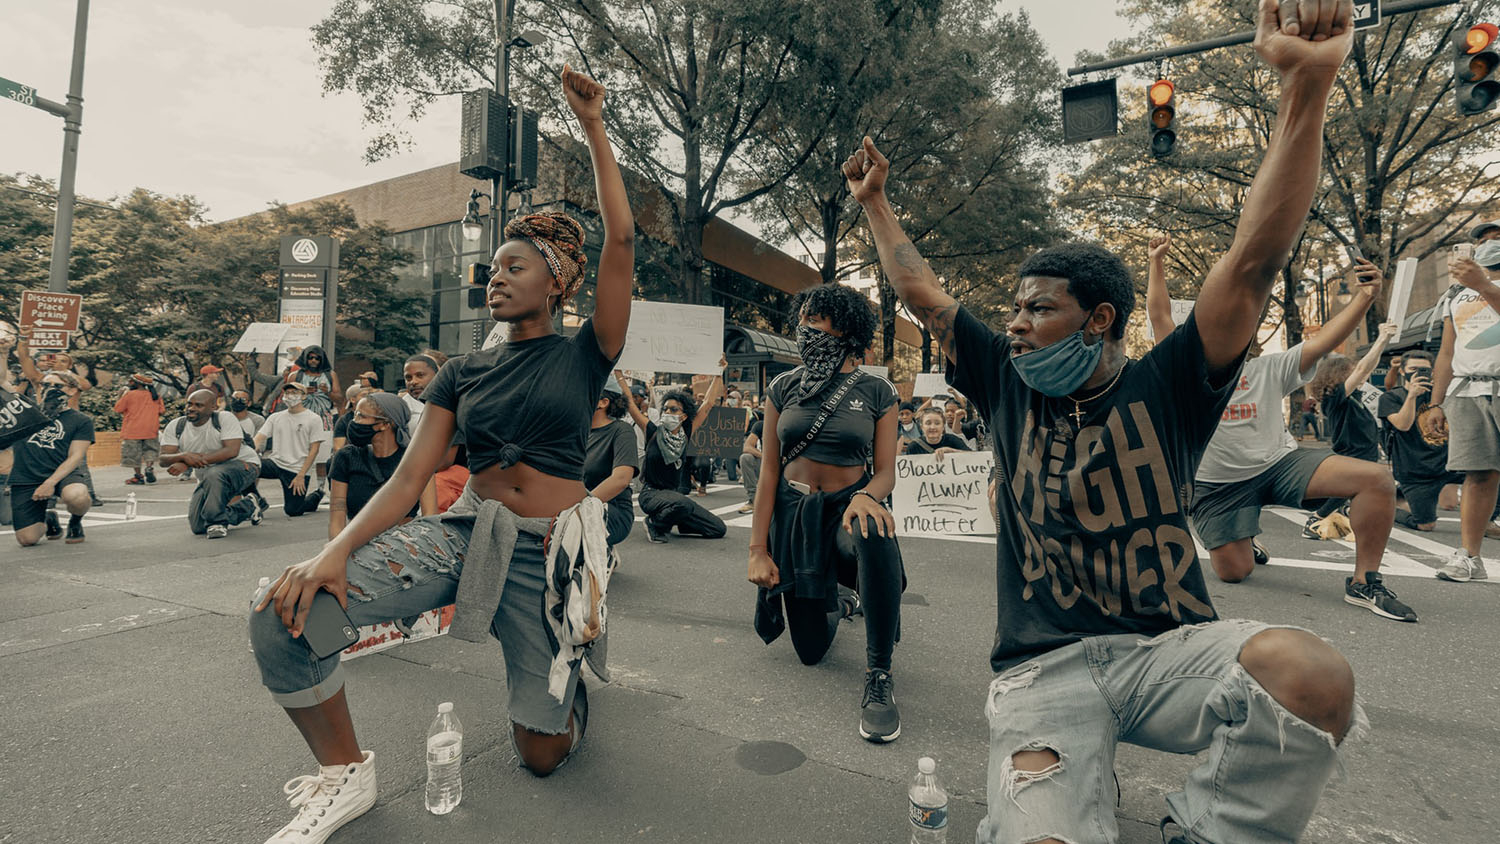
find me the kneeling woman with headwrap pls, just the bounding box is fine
[747,283,906,744]
[250,66,633,844]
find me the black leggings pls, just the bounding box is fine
[785,515,901,672]
[638,487,726,538]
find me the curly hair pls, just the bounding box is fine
[1307,354,1354,401]
[790,283,877,353]
[505,212,589,312]
[602,392,629,419]
[1017,242,1135,340]
[661,388,698,433]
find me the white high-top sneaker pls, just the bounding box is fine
[265,750,377,844]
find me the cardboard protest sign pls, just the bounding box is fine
[913,372,948,397]
[232,322,290,353]
[892,452,996,536]
[688,406,752,459]
[615,302,724,374]
[343,605,455,660]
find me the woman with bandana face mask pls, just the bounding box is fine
[618,362,729,543]
[747,283,907,744]
[10,372,95,546]
[327,393,434,540]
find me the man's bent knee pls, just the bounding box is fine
[1210,543,1255,583]
[1239,628,1355,742]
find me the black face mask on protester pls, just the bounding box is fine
[346,421,379,447]
[41,386,68,417]
[230,398,249,413]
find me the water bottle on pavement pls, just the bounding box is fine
[426,702,464,815]
[124,492,138,520]
[909,756,948,844]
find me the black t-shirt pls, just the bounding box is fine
[422,319,617,480]
[1378,387,1448,482]
[641,421,691,492]
[585,420,639,519]
[328,445,417,520]
[746,419,764,442]
[768,368,898,466]
[332,411,352,441]
[1322,382,1381,462]
[947,308,1238,672]
[11,409,95,486]
[903,433,971,455]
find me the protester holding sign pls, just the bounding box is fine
[903,407,969,456]
[251,65,633,843]
[747,283,906,744]
[621,361,728,543]
[11,371,94,546]
[848,7,1365,839]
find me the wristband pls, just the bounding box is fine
[852,489,880,503]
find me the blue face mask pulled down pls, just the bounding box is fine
[1011,317,1104,398]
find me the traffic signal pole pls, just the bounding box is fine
[1067,0,1461,77]
[47,0,91,293]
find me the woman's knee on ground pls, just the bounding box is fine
[512,723,573,777]
[1238,628,1355,742]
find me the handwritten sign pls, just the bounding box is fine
[1150,299,1195,341]
[859,364,890,379]
[892,452,995,536]
[615,302,724,374]
[913,372,949,397]
[20,290,83,332]
[1388,257,1418,330]
[343,605,454,660]
[688,406,751,459]
[232,322,290,354]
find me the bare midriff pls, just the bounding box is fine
[783,458,864,494]
[469,461,589,518]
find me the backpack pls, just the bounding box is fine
[174,412,223,439]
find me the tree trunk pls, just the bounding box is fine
[879,271,896,368]
[1282,266,1303,347]
[920,326,933,373]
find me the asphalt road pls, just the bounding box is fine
[2,463,1496,843]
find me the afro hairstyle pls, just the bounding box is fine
[790,283,877,353]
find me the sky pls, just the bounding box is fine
[1,0,1125,225]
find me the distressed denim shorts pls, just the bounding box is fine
[248,513,582,735]
[974,619,1367,844]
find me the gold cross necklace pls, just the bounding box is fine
[1069,360,1128,426]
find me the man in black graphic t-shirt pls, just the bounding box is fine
[845,6,1363,843]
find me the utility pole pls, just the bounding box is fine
[47,0,91,293]
[491,0,511,258]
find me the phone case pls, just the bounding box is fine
[302,590,360,659]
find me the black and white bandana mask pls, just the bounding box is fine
[794,325,857,402]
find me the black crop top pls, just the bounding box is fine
[422,318,617,480]
[769,368,898,467]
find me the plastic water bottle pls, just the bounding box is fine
[425,702,464,815]
[124,492,138,520]
[909,756,949,844]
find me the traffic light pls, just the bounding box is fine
[467,262,490,309]
[1147,79,1176,158]
[1455,23,1500,116]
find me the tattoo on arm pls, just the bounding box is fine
[892,242,931,280]
[915,301,959,359]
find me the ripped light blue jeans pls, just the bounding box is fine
[975,619,1367,844]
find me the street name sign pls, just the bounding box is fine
[1353,1,1381,30]
[0,76,38,107]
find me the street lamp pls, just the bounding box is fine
[462,189,489,242]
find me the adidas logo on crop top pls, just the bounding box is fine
[768,368,899,468]
[419,318,617,479]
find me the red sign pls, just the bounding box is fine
[19,290,83,332]
[27,329,71,351]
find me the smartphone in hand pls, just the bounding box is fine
[302,590,360,658]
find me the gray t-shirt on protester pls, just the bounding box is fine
[1195,345,1309,484]
[160,411,260,466]
[258,409,326,474]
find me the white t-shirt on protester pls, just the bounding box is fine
[1443,288,1500,397]
[1195,345,1310,484]
[259,409,326,474]
[159,411,260,466]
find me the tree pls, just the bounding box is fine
[1060,0,1500,339]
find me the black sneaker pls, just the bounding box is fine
[65,515,85,544]
[90,495,104,508]
[45,510,62,540]
[1344,573,1417,622]
[837,585,863,622]
[1251,539,1269,565]
[144,470,157,484]
[859,669,901,743]
[1301,517,1322,540]
[644,519,668,544]
[304,489,324,512]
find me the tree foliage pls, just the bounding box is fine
[1060,0,1500,342]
